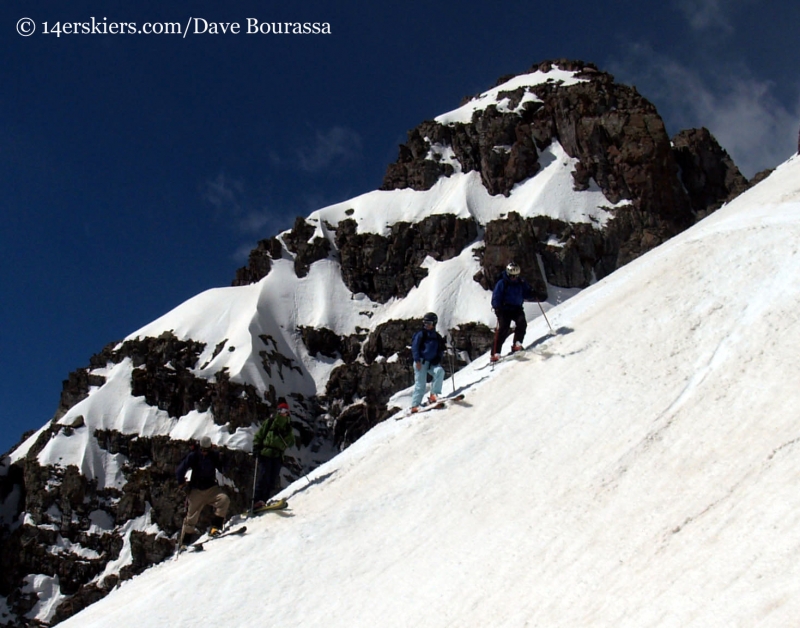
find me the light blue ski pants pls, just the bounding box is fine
[411,360,445,407]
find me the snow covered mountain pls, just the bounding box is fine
[0,59,752,626]
[59,151,800,628]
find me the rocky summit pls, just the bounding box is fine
[0,59,750,626]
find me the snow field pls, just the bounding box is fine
[62,157,800,627]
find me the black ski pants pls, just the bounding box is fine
[254,455,283,503]
[492,306,527,355]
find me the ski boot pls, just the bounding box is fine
[209,515,225,537]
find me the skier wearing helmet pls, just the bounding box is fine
[490,262,537,362]
[410,312,446,412]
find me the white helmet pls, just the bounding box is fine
[506,262,521,277]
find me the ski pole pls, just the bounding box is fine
[250,455,259,514]
[491,321,499,371]
[448,341,456,394]
[537,301,554,334]
[177,492,189,550]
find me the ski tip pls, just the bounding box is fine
[251,500,289,514]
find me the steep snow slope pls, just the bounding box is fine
[60,157,800,627]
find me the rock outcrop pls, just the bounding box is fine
[671,127,750,219]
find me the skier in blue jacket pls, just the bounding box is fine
[491,262,537,361]
[410,312,446,412]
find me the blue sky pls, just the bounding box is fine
[1,0,798,454]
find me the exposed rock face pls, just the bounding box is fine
[671,127,750,219]
[233,237,282,286]
[299,326,364,363]
[89,333,287,426]
[336,215,479,303]
[1,59,752,626]
[282,216,332,278]
[231,62,750,302]
[381,126,456,192]
[326,319,417,395]
[474,213,550,294]
[233,214,479,301]
[1,428,126,626]
[232,216,331,285]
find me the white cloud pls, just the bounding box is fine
[609,45,800,178]
[203,172,281,237]
[204,172,245,216]
[297,126,363,173]
[673,0,756,34]
[675,0,734,33]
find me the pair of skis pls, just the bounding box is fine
[176,499,290,555]
[397,393,467,420]
[481,326,570,371]
[489,348,530,368]
[177,525,248,554]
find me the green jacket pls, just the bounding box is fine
[253,411,295,459]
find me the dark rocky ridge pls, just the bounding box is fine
[671,127,749,219]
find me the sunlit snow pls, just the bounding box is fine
[56,156,800,627]
[435,67,587,125]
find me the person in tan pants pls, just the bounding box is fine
[176,436,230,546]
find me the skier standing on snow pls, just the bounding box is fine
[176,435,230,545]
[490,262,537,362]
[410,312,446,412]
[252,401,296,509]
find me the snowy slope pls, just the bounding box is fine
[59,155,800,627]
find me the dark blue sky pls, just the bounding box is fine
[2,0,798,453]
